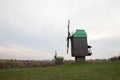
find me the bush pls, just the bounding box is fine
[0,59,56,69]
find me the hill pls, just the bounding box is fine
[0,61,120,80]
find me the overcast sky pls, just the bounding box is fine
[0,0,120,60]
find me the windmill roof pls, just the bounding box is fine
[73,29,87,38]
[56,56,64,60]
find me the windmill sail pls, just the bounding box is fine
[67,20,70,54]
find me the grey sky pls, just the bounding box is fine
[0,0,120,60]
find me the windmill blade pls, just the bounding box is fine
[67,37,69,54]
[68,20,70,37]
[67,20,70,54]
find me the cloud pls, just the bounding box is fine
[88,37,120,59]
[0,0,120,60]
[0,44,53,60]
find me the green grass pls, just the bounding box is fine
[0,61,120,80]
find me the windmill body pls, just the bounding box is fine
[66,20,92,61]
[70,29,92,61]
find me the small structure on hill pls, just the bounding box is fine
[54,51,64,65]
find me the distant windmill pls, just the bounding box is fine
[54,50,64,65]
[66,20,92,61]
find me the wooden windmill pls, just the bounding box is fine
[67,20,92,61]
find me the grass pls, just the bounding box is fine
[0,61,120,80]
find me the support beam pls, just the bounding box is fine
[75,56,85,61]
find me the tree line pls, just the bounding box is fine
[0,59,75,70]
[0,59,55,70]
[108,55,120,61]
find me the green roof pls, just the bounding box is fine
[56,56,64,60]
[73,29,87,38]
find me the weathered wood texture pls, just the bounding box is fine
[71,37,88,56]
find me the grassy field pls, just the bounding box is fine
[0,61,120,80]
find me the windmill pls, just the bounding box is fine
[66,20,92,61]
[54,50,64,65]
